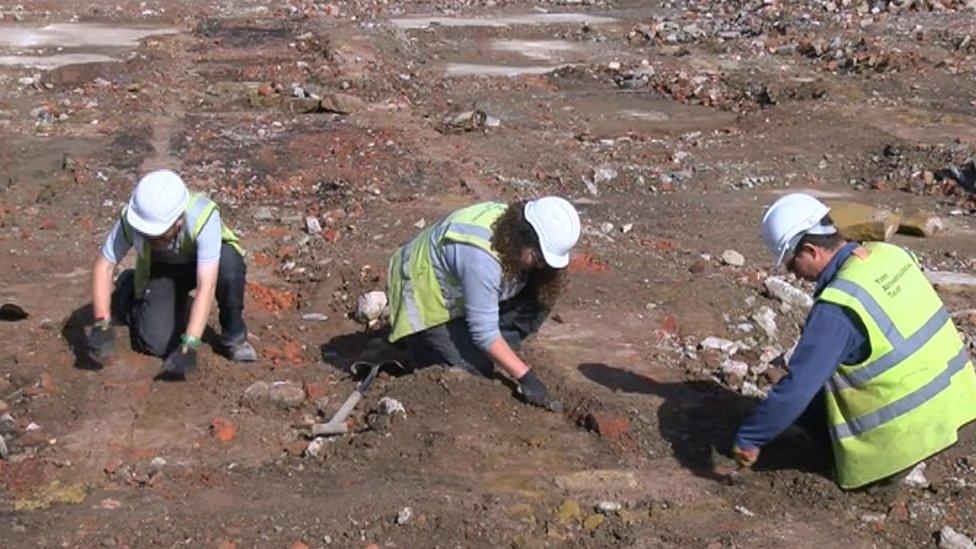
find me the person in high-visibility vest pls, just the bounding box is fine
[732,193,976,489]
[85,170,257,378]
[387,197,581,410]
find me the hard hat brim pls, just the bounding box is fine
[125,193,189,236]
[540,246,570,269]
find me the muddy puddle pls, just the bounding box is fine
[444,63,564,77]
[0,23,178,69]
[390,12,617,30]
[443,39,595,77]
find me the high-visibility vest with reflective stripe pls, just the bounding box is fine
[818,242,976,489]
[387,201,507,343]
[120,192,244,299]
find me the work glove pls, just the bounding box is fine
[160,344,198,379]
[86,319,115,364]
[732,443,760,468]
[517,371,563,412]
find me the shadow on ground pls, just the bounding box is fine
[578,362,833,481]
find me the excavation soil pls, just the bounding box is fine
[2,0,976,546]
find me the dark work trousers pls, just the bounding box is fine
[403,290,550,377]
[111,243,247,357]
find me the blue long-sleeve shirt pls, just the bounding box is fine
[735,242,870,450]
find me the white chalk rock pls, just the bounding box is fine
[355,291,389,324]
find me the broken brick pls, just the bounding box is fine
[283,440,308,456]
[567,253,611,273]
[103,459,123,475]
[210,418,236,443]
[247,282,298,313]
[584,412,631,441]
[303,381,331,401]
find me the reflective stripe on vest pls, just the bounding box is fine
[831,347,970,439]
[387,202,506,343]
[121,192,243,298]
[826,277,952,392]
[817,242,976,489]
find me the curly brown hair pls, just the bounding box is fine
[490,201,566,308]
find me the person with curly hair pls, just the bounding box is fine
[386,196,580,410]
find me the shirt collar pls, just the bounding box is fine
[814,242,858,296]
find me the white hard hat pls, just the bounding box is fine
[125,170,190,236]
[524,196,581,269]
[761,193,836,265]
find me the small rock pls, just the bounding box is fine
[734,504,755,517]
[305,216,322,234]
[443,110,489,132]
[700,336,738,354]
[751,306,778,339]
[319,92,365,114]
[583,513,605,531]
[898,212,944,238]
[242,381,305,411]
[355,291,388,325]
[584,412,631,441]
[720,358,749,379]
[830,201,900,242]
[621,223,633,234]
[395,507,413,525]
[593,167,618,185]
[378,397,406,416]
[721,249,745,267]
[740,381,765,398]
[607,61,622,71]
[902,462,930,488]
[313,396,331,415]
[860,513,885,524]
[764,277,813,309]
[596,501,621,514]
[940,526,976,549]
[252,206,276,222]
[301,313,329,321]
[305,437,329,458]
[556,499,582,523]
[600,222,614,234]
[690,258,712,274]
[413,218,426,229]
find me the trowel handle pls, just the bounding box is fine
[330,390,363,424]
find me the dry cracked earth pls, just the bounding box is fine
[2,0,976,547]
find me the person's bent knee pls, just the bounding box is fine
[134,325,173,357]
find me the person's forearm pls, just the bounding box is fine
[486,336,529,379]
[186,270,217,340]
[91,255,116,320]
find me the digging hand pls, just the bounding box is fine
[86,319,115,363]
[160,346,198,379]
[517,371,562,412]
[732,443,760,468]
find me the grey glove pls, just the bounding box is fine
[160,347,198,380]
[517,371,563,412]
[86,319,115,364]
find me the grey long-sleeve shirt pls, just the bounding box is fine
[101,211,223,265]
[438,243,526,350]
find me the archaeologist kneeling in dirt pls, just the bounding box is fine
[85,170,257,378]
[731,193,976,489]
[386,197,580,410]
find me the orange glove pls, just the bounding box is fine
[732,444,760,468]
